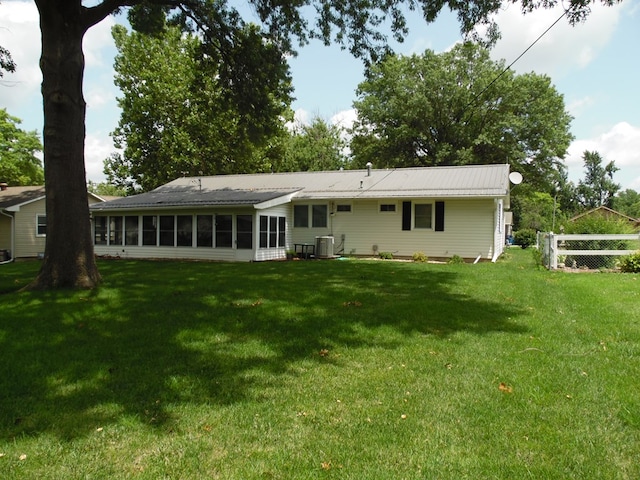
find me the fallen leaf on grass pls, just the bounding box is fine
[319,349,329,357]
[499,382,513,393]
[19,454,27,461]
[343,301,362,307]
[321,461,332,470]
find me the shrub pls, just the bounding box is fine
[564,214,635,269]
[379,252,393,260]
[619,251,640,273]
[448,254,465,264]
[412,251,428,263]
[514,229,537,249]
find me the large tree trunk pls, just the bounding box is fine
[27,1,101,289]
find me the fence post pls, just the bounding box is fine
[550,233,557,269]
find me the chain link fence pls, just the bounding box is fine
[539,233,640,270]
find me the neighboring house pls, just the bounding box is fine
[0,183,104,261]
[570,206,640,231]
[90,164,512,263]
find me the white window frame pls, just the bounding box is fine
[414,203,434,229]
[335,203,353,214]
[36,214,47,237]
[379,202,397,213]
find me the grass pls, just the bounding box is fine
[0,249,639,479]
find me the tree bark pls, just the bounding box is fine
[26,1,101,289]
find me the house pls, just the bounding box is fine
[89,164,512,263]
[569,206,640,231]
[0,183,105,262]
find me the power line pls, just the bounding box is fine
[465,7,570,110]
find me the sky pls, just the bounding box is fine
[1,0,639,191]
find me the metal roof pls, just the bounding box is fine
[0,186,45,210]
[91,164,510,211]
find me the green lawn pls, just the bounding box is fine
[1,250,639,479]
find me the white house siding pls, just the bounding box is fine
[291,198,498,260]
[93,206,292,262]
[254,203,291,262]
[14,199,46,258]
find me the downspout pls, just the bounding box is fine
[0,209,15,264]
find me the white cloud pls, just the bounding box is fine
[292,108,311,126]
[566,95,595,118]
[331,109,357,129]
[0,2,42,108]
[83,15,117,68]
[565,122,640,190]
[84,132,115,183]
[489,2,625,77]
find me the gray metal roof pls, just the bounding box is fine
[91,164,510,211]
[90,187,300,211]
[0,186,45,210]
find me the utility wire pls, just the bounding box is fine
[465,7,570,111]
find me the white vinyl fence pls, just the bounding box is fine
[538,232,640,270]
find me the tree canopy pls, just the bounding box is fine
[0,109,44,185]
[0,2,16,78]
[105,22,292,193]
[22,0,620,289]
[350,42,574,190]
[612,189,640,219]
[576,150,620,209]
[274,117,347,172]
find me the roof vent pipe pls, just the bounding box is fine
[366,162,372,176]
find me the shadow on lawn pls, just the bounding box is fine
[0,259,527,441]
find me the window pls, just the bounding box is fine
[109,216,123,245]
[237,215,253,249]
[176,215,193,247]
[94,216,107,245]
[159,215,175,246]
[36,214,47,236]
[295,204,327,228]
[125,216,139,246]
[260,215,286,248]
[278,217,286,247]
[294,205,308,228]
[269,216,277,247]
[259,216,268,248]
[197,215,213,247]
[336,204,352,213]
[215,214,232,248]
[414,203,433,229]
[312,204,327,228]
[380,203,396,212]
[142,216,157,246]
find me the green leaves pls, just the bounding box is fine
[276,117,347,172]
[0,109,44,185]
[576,151,620,209]
[350,42,573,189]
[108,23,292,192]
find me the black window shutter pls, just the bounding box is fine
[435,201,445,231]
[402,201,412,231]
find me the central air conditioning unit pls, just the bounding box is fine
[315,236,334,258]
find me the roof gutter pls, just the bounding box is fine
[0,209,15,264]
